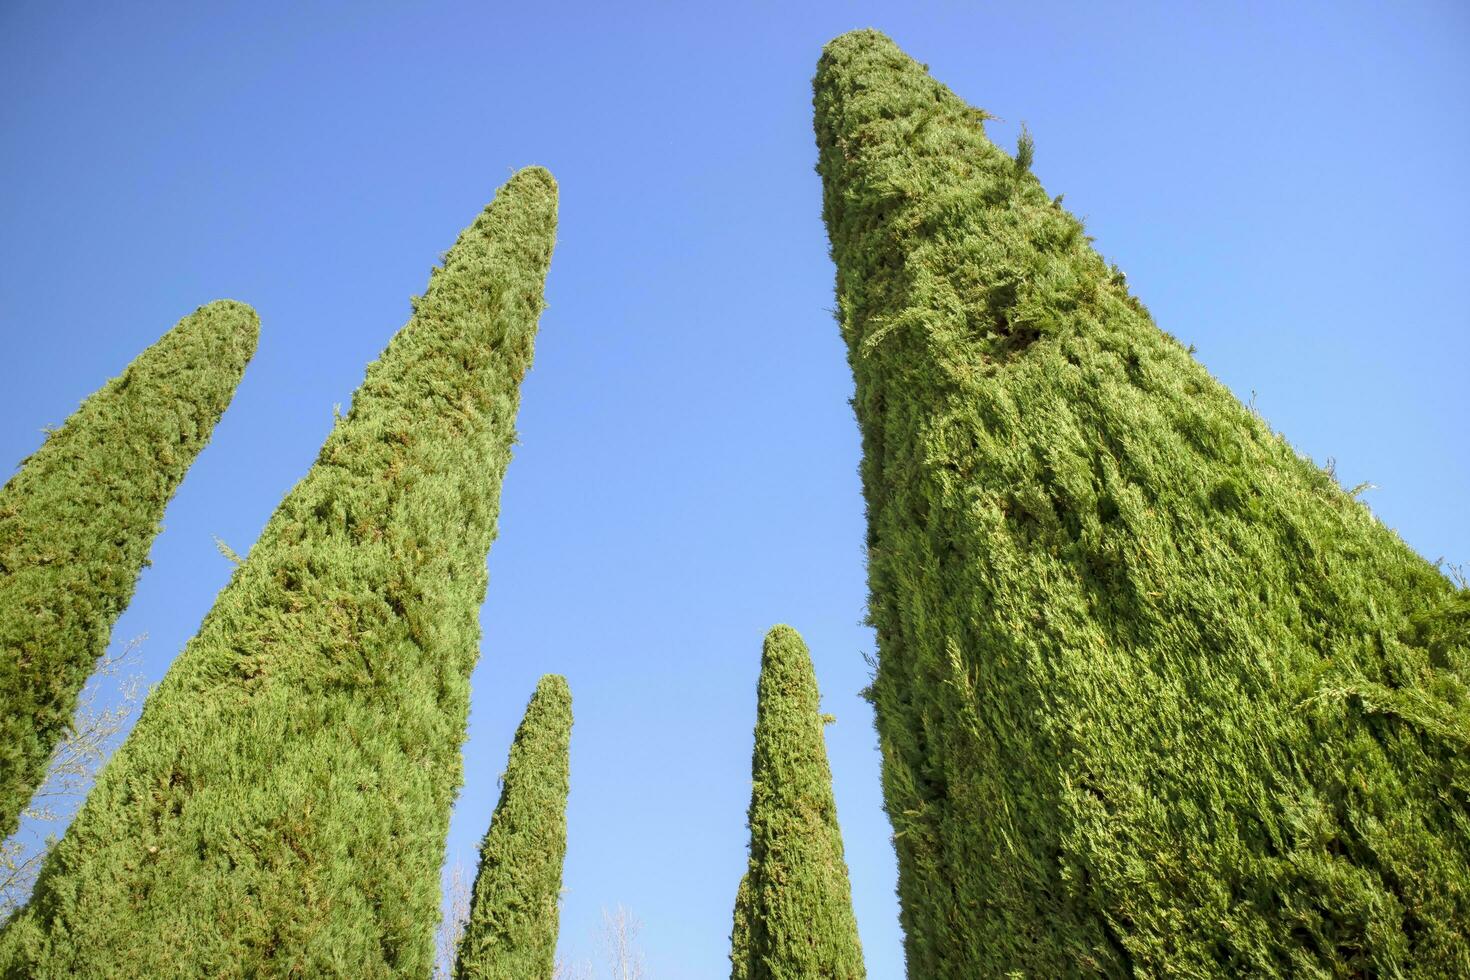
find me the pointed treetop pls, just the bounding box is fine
[0,298,258,841]
[730,625,864,980]
[455,674,573,980]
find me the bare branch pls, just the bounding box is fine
[433,859,473,980]
[1,636,145,920]
[599,905,646,980]
[553,956,595,980]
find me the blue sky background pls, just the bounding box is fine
[2,2,1466,976]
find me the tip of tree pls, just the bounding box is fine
[817,30,888,82]
[198,298,258,320]
[761,626,815,677]
[508,166,558,196]
[817,28,908,81]
[193,300,261,352]
[823,28,898,56]
[479,167,559,240]
[534,673,572,704]
[815,30,921,102]
[763,623,804,645]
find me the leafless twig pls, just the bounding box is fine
[1,636,145,920]
[433,859,473,979]
[599,904,646,980]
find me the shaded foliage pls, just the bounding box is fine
[0,168,558,977]
[730,625,864,980]
[455,674,572,980]
[814,29,1470,977]
[0,301,257,841]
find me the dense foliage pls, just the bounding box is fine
[0,167,558,977]
[454,674,572,980]
[730,625,864,980]
[0,301,257,841]
[814,29,1470,977]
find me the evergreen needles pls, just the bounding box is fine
[454,674,572,980]
[0,168,558,977]
[0,300,258,841]
[814,29,1470,976]
[729,625,864,980]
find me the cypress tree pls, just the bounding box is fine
[454,674,572,980]
[729,625,864,980]
[815,29,1470,977]
[0,300,258,841]
[0,167,558,977]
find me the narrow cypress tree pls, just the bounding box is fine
[0,300,258,841]
[815,30,1469,977]
[0,167,558,977]
[729,625,864,980]
[454,674,572,980]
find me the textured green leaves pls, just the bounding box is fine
[0,300,258,841]
[454,675,572,980]
[0,167,557,977]
[815,29,1469,977]
[729,625,864,980]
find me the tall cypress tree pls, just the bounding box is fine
[815,29,1469,977]
[0,300,258,841]
[0,167,558,978]
[454,674,572,980]
[729,625,864,980]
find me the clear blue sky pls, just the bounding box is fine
[2,2,1466,976]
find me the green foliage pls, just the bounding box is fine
[814,29,1470,977]
[0,301,257,841]
[454,675,572,980]
[729,625,864,980]
[0,167,558,978]
[1013,124,1034,176]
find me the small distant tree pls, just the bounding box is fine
[729,625,864,980]
[599,905,645,980]
[455,675,573,980]
[434,861,473,980]
[550,904,649,980]
[552,957,593,980]
[553,957,595,980]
